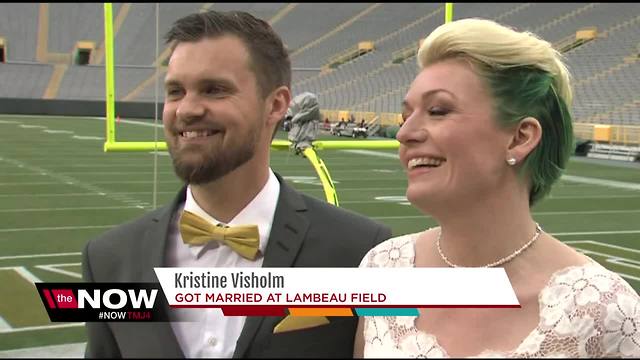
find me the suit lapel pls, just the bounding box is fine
[233,175,310,358]
[262,174,309,268]
[139,187,186,282]
[129,187,187,357]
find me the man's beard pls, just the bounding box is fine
[168,132,259,185]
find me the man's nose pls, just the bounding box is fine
[176,94,206,121]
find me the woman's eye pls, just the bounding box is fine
[428,107,449,116]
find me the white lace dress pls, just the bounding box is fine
[359,233,640,358]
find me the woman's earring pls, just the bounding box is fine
[507,157,517,166]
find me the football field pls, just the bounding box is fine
[0,114,639,352]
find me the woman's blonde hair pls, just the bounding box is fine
[417,18,574,205]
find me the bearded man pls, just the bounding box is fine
[82,10,391,359]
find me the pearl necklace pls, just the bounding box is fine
[436,223,543,268]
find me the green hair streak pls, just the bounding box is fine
[485,67,574,206]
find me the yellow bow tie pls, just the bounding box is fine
[179,210,261,260]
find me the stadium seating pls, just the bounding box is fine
[0,62,53,98]
[0,3,638,131]
[0,3,39,62]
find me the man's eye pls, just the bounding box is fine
[204,86,226,96]
[166,89,182,97]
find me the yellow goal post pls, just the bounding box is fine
[101,3,455,206]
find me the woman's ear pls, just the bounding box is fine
[506,117,542,164]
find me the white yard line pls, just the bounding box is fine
[0,252,81,261]
[70,135,103,140]
[0,206,149,213]
[562,175,640,191]
[0,192,105,198]
[0,171,176,176]
[562,246,640,282]
[35,264,82,279]
[18,125,47,129]
[0,173,49,177]
[0,323,84,334]
[11,267,42,284]
[0,342,85,358]
[105,118,162,128]
[533,209,640,215]
[553,230,640,236]
[373,209,640,219]
[0,316,11,332]
[0,205,146,213]
[23,163,166,168]
[0,191,176,198]
[565,240,640,255]
[0,225,115,233]
[0,180,174,186]
[595,242,640,254]
[0,157,150,207]
[609,258,640,271]
[42,130,74,134]
[340,195,640,204]
[548,194,640,199]
[342,150,640,192]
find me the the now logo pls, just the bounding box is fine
[78,289,158,309]
[36,283,169,322]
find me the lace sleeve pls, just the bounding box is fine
[358,245,375,268]
[524,263,640,358]
[359,234,417,269]
[600,277,640,357]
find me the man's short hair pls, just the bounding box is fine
[165,10,291,99]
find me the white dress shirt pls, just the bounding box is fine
[166,169,280,358]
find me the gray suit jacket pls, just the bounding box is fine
[82,174,391,358]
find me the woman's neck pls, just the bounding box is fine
[431,190,538,268]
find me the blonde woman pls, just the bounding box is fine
[355,18,639,358]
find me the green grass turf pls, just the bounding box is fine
[0,114,638,350]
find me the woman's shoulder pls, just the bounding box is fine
[536,258,640,357]
[359,232,423,268]
[541,258,638,303]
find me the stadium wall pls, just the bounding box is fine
[0,98,162,119]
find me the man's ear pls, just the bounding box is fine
[265,86,291,128]
[507,117,542,164]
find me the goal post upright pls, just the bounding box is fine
[98,2,460,205]
[103,3,116,149]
